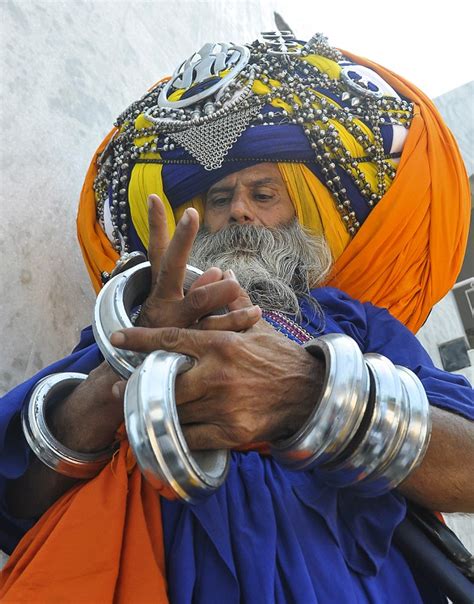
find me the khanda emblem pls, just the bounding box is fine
[340,64,401,100]
[260,31,301,56]
[158,42,250,108]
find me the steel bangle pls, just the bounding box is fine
[93,259,216,378]
[271,333,370,470]
[320,356,431,496]
[320,353,406,490]
[357,365,431,494]
[124,350,230,503]
[21,373,116,479]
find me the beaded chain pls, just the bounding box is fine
[93,32,413,255]
[262,310,313,345]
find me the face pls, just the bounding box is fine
[203,163,295,232]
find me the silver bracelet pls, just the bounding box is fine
[21,373,116,479]
[124,349,229,503]
[93,255,226,379]
[271,334,370,470]
[320,353,408,490]
[351,363,431,495]
[270,335,431,496]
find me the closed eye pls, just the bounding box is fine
[208,196,231,208]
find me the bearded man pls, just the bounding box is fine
[0,33,473,603]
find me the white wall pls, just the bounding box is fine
[0,0,277,395]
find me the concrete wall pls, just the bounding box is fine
[0,0,277,395]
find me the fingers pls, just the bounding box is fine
[147,195,170,286]
[110,325,206,357]
[223,270,254,311]
[189,267,224,290]
[181,278,240,319]
[195,306,261,332]
[155,207,200,298]
[112,380,127,401]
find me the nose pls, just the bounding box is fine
[228,191,255,224]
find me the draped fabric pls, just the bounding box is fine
[4,42,470,604]
[1,289,473,602]
[77,55,470,333]
[326,52,471,331]
[0,450,168,603]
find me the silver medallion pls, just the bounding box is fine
[340,64,401,100]
[261,31,301,56]
[158,42,250,109]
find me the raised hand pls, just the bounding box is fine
[47,195,261,456]
[137,194,261,331]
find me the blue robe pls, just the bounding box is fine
[1,288,472,603]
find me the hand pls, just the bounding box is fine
[50,195,261,455]
[138,195,261,330]
[111,322,325,450]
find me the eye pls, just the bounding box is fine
[208,196,230,208]
[254,191,275,202]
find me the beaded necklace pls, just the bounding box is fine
[262,310,313,345]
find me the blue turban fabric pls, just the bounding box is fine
[156,121,398,228]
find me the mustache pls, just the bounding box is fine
[189,221,333,318]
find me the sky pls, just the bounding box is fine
[272,0,474,98]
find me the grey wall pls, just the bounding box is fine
[0,0,277,395]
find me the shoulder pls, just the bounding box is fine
[307,287,371,348]
[308,286,429,360]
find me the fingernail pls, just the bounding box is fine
[148,196,154,209]
[180,209,191,226]
[110,331,126,345]
[248,305,261,317]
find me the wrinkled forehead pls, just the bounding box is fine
[206,163,285,194]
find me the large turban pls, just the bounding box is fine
[77,36,470,332]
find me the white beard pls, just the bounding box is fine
[189,220,333,317]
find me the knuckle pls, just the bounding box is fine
[233,413,256,444]
[159,326,181,349]
[157,263,171,284]
[218,331,239,356]
[186,287,209,313]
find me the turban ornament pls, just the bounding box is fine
[80,31,469,333]
[93,32,412,255]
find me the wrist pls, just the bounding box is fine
[48,362,122,453]
[279,349,325,440]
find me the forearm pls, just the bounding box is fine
[6,362,121,519]
[397,406,474,512]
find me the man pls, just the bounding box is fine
[0,33,473,603]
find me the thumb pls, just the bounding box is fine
[223,270,253,311]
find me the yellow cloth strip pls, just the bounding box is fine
[128,156,176,249]
[277,163,350,262]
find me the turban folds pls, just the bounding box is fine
[77,49,469,332]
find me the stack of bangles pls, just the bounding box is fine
[21,259,431,498]
[271,334,432,495]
